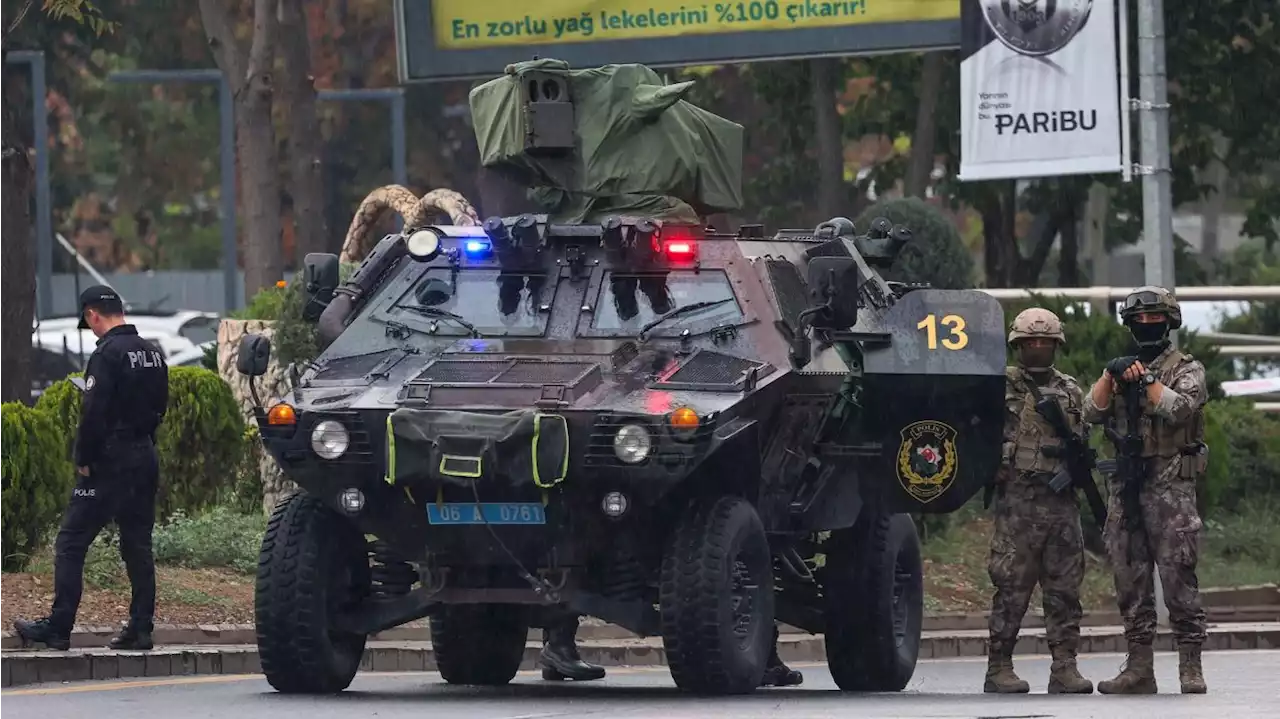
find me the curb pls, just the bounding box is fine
[7,603,1279,650]
[3,623,1277,690]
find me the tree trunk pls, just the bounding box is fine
[198,0,283,303]
[809,58,844,221]
[1057,203,1081,287]
[279,0,328,262]
[905,52,945,199]
[1,75,37,405]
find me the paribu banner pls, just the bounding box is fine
[395,0,961,82]
[958,0,1124,181]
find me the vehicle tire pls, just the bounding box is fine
[659,494,775,695]
[431,604,530,686]
[255,492,371,694]
[822,511,924,692]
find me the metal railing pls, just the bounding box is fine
[978,285,1280,302]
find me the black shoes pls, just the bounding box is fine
[12,618,71,651]
[108,622,154,650]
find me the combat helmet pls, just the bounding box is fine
[1007,307,1065,345]
[1118,285,1182,329]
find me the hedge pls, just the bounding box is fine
[31,366,250,520]
[2,403,76,571]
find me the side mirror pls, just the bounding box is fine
[805,256,862,331]
[302,253,340,322]
[236,333,272,377]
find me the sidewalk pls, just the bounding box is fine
[4,622,1277,689]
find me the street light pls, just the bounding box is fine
[106,69,238,313]
[5,51,53,318]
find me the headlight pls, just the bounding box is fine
[406,228,443,261]
[613,424,652,464]
[311,420,350,460]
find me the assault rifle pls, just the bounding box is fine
[1101,364,1148,537]
[1023,379,1110,527]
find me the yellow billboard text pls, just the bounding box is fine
[432,0,960,49]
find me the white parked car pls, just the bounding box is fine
[34,309,221,347]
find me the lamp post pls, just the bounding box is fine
[107,69,238,312]
[5,51,53,318]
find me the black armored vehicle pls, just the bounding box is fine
[236,58,1006,697]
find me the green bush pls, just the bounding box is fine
[233,263,358,367]
[2,403,76,571]
[34,366,250,521]
[1201,397,1280,513]
[854,196,977,290]
[152,505,267,574]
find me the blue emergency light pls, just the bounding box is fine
[464,239,492,255]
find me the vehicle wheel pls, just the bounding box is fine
[255,492,371,694]
[431,604,530,685]
[659,494,775,695]
[822,511,924,692]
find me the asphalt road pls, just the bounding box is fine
[5,650,1277,719]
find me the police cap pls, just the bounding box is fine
[77,284,124,329]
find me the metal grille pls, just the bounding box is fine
[495,361,592,384]
[313,349,399,380]
[666,351,763,386]
[415,360,511,383]
[765,259,809,331]
[413,358,594,385]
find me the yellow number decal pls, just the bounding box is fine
[917,314,969,350]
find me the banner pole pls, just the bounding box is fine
[1118,0,1133,183]
[1136,0,1176,291]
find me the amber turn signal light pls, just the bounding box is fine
[669,407,699,430]
[267,403,297,426]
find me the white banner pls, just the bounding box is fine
[959,0,1125,181]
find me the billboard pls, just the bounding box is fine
[395,0,962,82]
[958,0,1125,181]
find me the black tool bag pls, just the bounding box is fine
[385,408,569,489]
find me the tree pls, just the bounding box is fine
[2,0,116,405]
[197,0,283,302]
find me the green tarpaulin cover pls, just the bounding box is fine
[468,58,744,224]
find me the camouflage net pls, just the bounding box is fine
[338,184,481,263]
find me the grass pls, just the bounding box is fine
[918,497,1280,612]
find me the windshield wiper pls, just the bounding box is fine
[393,304,480,337]
[637,298,734,340]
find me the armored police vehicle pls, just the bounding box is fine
[235,58,1006,697]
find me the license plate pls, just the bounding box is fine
[426,502,546,525]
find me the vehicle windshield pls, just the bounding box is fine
[590,270,743,334]
[389,268,551,336]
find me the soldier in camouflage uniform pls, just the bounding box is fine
[985,308,1094,695]
[1083,286,1209,695]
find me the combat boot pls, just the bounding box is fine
[539,620,606,681]
[759,627,803,687]
[1178,645,1207,694]
[1097,641,1157,694]
[108,621,154,651]
[1047,644,1093,694]
[12,617,71,651]
[983,641,1030,693]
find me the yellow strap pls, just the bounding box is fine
[531,412,570,488]
[385,414,396,485]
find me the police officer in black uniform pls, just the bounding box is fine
[13,285,169,651]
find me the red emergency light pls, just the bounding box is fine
[658,225,701,260]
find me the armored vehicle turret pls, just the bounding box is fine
[237,58,1006,697]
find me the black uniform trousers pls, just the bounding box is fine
[50,436,159,634]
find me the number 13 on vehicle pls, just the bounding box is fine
[917,313,968,350]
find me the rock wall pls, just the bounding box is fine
[217,319,296,514]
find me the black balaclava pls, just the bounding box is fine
[1018,343,1056,374]
[1129,318,1171,362]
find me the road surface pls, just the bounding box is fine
[5,649,1276,719]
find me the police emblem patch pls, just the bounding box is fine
[979,0,1093,57]
[896,420,960,503]
[85,375,95,390]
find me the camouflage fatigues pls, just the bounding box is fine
[988,367,1087,655]
[1083,344,1209,649]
